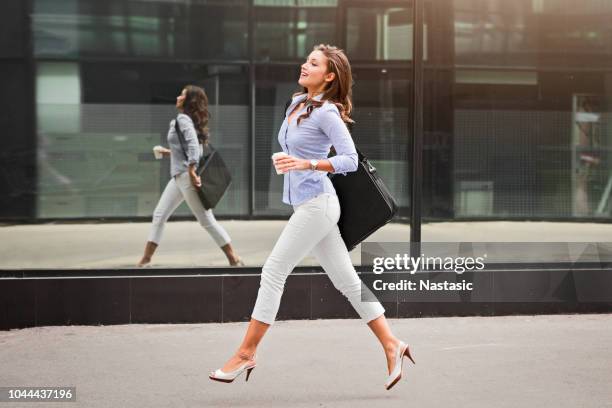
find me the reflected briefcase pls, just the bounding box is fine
[174,118,232,210]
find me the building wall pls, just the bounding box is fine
[1,0,612,221]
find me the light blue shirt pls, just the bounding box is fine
[167,113,203,178]
[278,93,358,206]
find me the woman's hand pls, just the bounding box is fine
[189,171,202,188]
[190,174,202,188]
[274,155,310,173]
[188,163,201,188]
[160,147,171,157]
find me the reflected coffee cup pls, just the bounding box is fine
[271,152,289,174]
[153,145,164,160]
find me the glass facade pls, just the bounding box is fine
[423,0,612,224]
[33,0,249,60]
[2,0,612,224]
[35,61,250,218]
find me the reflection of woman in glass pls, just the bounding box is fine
[209,45,414,390]
[137,85,243,267]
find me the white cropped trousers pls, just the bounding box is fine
[251,193,385,325]
[148,172,231,247]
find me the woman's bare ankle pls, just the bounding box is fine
[383,337,400,354]
[237,348,256,361]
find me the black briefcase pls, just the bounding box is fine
[174,118,232,210]
[328,148,399,251]
[196,144,232,209]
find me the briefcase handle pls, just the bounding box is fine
[328,145,376,175]
[366,160,376,174]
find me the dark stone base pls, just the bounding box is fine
[1,267,611,330]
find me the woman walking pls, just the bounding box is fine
[209,45,414,390]
[138,85,243,267]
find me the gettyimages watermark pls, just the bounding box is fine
[371,252,486,274]
[359,242,612,303]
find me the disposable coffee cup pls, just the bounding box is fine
[153,145,164,160]
[271,152,288,174]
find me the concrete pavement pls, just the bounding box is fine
[0,314,611,408]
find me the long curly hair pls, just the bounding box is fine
[295,44,354,126]
[181,84,210,145]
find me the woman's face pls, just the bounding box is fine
[176,89,187,110]
[299,50,334,92]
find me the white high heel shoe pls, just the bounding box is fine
[209,357,256,383]
[385,341,415,390]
